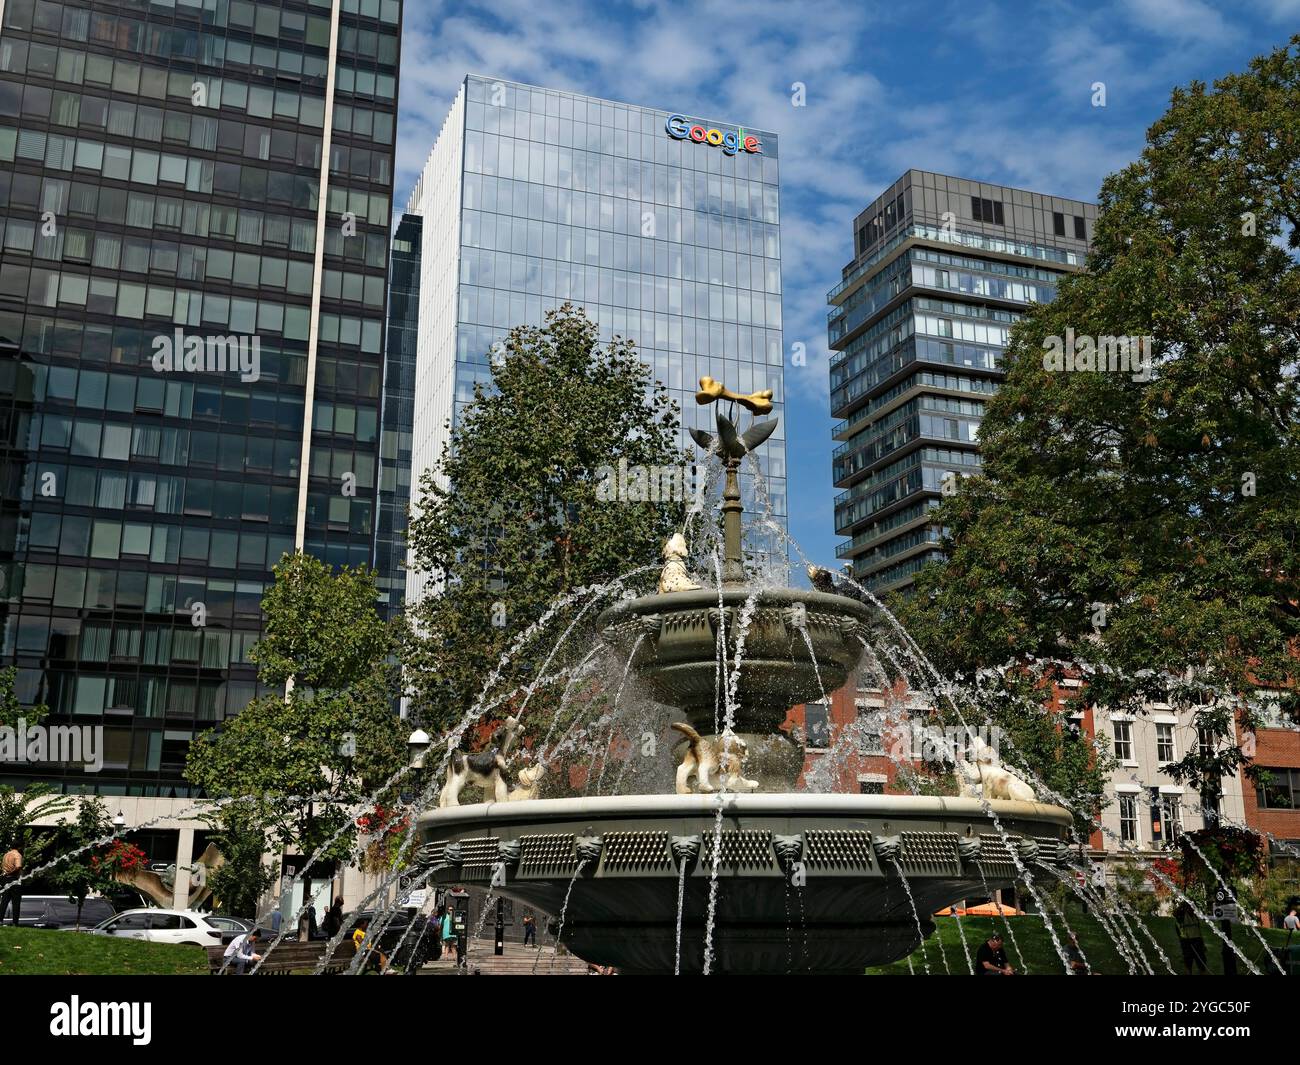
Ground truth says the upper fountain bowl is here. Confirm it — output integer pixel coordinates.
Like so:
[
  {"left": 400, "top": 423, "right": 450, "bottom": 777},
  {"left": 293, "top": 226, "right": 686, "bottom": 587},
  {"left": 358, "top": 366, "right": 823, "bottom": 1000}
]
[{"left": 597, "top": 587, "right": 875, "bottom": 736}]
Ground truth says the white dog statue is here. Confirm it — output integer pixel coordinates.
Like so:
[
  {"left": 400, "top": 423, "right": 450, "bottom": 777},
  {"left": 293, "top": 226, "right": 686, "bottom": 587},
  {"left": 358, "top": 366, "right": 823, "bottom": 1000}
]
[{"left": 658, "top": 532, "right": 701, "bottom": 593}]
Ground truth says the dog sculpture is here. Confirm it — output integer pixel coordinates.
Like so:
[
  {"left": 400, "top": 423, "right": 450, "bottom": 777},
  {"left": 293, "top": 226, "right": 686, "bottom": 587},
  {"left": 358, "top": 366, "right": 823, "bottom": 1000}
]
[
  {"left": 439, "top": 716, "right": 520, "bottom": 807},
  {"left": 671, "top": 722, "right": 759, "bottom": 794},
  {"left": 507, "top": 762, "right": 546, "bottom": 802},
  {"left": 955, "top": 737, "right": 1036, "bottom": 803},
  {"left": 658, "top": 532, "right": 701, "bottom": 593}
]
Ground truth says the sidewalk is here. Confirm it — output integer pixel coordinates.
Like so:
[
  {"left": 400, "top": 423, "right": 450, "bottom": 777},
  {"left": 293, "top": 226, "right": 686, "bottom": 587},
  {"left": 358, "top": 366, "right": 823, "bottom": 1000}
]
[{"left": 422, "top": 943, "right": 593, "bottom": 975}]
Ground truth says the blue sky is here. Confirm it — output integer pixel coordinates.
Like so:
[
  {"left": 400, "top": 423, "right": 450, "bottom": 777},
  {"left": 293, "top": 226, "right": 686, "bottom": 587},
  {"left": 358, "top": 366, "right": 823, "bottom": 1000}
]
[{"left": 392, "top": 0, "right": 1298, "bottom": 568}]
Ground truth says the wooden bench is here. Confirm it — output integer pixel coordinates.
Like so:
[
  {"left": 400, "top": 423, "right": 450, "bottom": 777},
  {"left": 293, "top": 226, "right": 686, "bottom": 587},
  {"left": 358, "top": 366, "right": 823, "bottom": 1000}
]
[{"left": 206, "top": 938, "right": 356, "bottom": 975}]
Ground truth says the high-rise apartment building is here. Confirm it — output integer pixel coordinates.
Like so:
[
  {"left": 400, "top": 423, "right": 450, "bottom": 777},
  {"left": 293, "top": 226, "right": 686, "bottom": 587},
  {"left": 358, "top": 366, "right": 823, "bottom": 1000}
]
[
  {"left": 0, "top": 0, "right": 403, "bottom": 797},
  {"left": 403, "top": 75, "right": 786, "bottom": 602},
  {"left": 828, "top": 170, "right": 1093, "bottom": 594}
]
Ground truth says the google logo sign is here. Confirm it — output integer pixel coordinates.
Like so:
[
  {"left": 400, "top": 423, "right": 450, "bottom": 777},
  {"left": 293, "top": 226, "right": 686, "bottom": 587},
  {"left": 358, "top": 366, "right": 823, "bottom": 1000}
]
[{"left": 665, "top": 114, "right": 761, "bottom": 156}]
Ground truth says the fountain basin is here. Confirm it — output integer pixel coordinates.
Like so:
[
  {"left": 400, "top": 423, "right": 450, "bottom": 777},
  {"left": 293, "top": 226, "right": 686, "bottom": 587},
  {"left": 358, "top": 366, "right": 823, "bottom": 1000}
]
[
  {"left": 597, "top": 589, "right": 875, "bottom": 737},
  {"left": 417, "top": 793, "right": 1073, "bottom": 974}
]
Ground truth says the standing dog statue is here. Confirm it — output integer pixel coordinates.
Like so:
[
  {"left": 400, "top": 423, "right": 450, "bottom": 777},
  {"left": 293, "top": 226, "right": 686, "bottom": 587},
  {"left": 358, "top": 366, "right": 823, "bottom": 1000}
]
[
  {"left": 439, "top": 716, "right": 520, "bottom": 807},
  {"left": 671, "top": 722, "right": 760, "bottom": 794}
]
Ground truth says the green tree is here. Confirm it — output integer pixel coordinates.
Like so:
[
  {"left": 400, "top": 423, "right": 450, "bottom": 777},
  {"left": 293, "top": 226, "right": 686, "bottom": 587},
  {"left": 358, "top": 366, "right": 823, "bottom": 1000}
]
[
  {"left": 0, "top": 784, "right": 73, "bottom": 867},
  {"left": 186, "top": 554, "right": 406, "bottom": 875},
  {"left": 899, "top": 37, "right": 1300, "bottom": 804},
  {"left": 205, "top": 808, "right": 277, "bottom": 919},
  {"left": 0, "top": 665, "right": 47, "bottom": 731},
  {"left": 49, "top": 796, "right": 115, "bottom": 929},
  {"left": 402, "top": 304, "right": 683, "bottom": 740}
]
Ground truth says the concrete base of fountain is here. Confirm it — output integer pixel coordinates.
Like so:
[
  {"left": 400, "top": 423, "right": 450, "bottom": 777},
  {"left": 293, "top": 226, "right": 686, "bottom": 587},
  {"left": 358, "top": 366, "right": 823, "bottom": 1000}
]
[{"left": 418, "top": 793, "right": 1073, "bottom": 974}]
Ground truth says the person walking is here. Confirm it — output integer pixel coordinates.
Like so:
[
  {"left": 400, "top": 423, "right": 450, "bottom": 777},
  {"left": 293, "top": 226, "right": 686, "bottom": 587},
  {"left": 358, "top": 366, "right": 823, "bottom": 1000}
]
[
  {"left": 974, "top": 932, "right": 1014, "bottom": 975},
  {"left": 1175, "top": 900, "right": 1209, "bottom": 974},
  {"left": 223, "top": 929, "right": 262, "bottom": 974},
  {"left": 321, "top": 896, "right": 345, "bottom": 939},
  {"left": 440, "top": 906, "right": 459, "bottom": 967},
  {"left": 522, "top": 911, "right": 537, "bottom": 947},
  {"left": 270, "top": 908, "right": 282, "bottom": 936},
  {"left": 1283, "top": 907, "right": 1299, "bottom": 938},
  {"left": 351, "top": 918, "right": 389, "bottom": 974},
  {"left": 0, "top": 846, "right": 23, "bottom": 926}
]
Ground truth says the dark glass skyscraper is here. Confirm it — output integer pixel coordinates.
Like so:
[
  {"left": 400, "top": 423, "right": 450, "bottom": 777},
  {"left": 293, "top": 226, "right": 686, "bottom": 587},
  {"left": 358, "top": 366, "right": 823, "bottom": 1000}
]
[
  {"left": 0, "top": 0, "right": 402, "bottom": 796},
  {"left": 375, "top": 210, "right": 417, "bottom": 615},
  {"left": 829, "top": 171, "right": 1093, "bottom": 594}
]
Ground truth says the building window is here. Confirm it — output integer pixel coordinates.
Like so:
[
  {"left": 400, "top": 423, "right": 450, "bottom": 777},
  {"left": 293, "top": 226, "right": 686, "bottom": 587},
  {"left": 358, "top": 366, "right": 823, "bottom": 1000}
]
[
  {"left": 1073, "top": 215, "right": 1086, "bottom": 240},
  {"left": 1156, "top": 723, "right": 1176, "bottom": 763},
  {"left": 804, "top": 701, "right": 830, "bottom": 750},
  {"left": 859, "top": 779, "right": 884, "bottom": 795},
  {"left": 1161, "top": 795, "right": 1183, "bottom": 843},
  {"left": 970, "top": 196, "right": 1004, "bottom": 225},
  {"left": 1197, "top": 727, "right": 1216, "bottom": 758},
  {"left": 1119, "top": 793, "right": 1139, "bottom": 843},
  {"left": 1257, "top": 768, "right": 1300, "bottom": 810},
  {"left": 857, "top": 707, "right": 884, "bottom": 754},
  {"left": 1053, "top": 211, "right": 1066, "bottom": 236},
  {"left": 1113, "top": 720, "right": 1134, "bottom": 762}
]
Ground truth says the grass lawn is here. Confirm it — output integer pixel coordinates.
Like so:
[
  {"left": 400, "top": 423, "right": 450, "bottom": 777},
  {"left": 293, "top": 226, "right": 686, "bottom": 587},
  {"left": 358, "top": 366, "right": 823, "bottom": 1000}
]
[
  {"left": 868, "top": 912, "right": 1297, "bottom": 975},
  {"left": 0, "top": 926, "right": 208, "bottom": 975}
]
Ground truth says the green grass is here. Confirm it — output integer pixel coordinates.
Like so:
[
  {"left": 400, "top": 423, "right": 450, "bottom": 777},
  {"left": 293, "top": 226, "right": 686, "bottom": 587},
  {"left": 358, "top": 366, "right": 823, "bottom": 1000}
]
[
  {"left": 868, "top": 912, "right": 1297, "bottom": 975},
  {"left": 0, "top": 926, "right": 208, "bottom": 975}
]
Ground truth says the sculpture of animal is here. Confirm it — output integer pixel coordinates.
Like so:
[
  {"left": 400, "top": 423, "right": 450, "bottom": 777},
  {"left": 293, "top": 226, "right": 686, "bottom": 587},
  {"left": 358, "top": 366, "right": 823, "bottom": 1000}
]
[
  {"left": 806, "top": 564, "right": 837, "bottom": 594},
  {"left": 658, "top": 532, "right": 701, "bottom": 593},
  {"left": 439, "top": 716, "right": 520, "bottom": 807},
  {"left": 508, "top": 762, "right": 546, "bottom": 802},
  {"left": 671, "top": 722, "right": 759, "bottom": 795},
  {"left": 956, "top": 738, "right": 1037, "bottom": 803}
]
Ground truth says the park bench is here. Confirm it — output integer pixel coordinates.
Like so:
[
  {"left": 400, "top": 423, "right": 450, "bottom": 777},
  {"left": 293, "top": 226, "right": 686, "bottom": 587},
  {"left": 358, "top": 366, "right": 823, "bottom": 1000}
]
[{"left": 206, "top": 938, "right": 356, "bottom": 975}]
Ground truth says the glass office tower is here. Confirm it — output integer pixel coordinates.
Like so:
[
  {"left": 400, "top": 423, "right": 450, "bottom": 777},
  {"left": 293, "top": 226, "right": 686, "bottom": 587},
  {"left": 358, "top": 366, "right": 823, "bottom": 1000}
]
[
  {"left": 375, "top": 211, "right": 417, "bottom": 615},
  {"left": 0, "top": 0, "right": 402, "bottom": 795},
  {"left": 828, "top": 170, "right": 1094, "bottom": 594},
  {"left": 404, "top": 75, "right": 786, "bottom": 602}
]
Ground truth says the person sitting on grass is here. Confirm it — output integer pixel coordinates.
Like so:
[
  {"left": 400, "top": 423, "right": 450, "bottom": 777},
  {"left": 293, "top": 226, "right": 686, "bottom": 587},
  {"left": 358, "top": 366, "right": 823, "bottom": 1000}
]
[{"left": 351, "top": 918, "right": 390, "bottom": 974}]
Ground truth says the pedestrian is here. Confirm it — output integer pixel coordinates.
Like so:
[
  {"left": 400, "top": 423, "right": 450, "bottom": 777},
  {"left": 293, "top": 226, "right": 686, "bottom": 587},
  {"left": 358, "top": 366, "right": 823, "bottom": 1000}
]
[
  {"left": 298, "top": 903, "right": 317, "bottom": 942},
  {"left": 429, "top": 906, "right": 445, "bottom": 960},
  {"left": 523, "top": 911, "right": 536, "bottom": 947},
  {"left": 1065, "top": 930, "right": 1090, "bottom": 975},
  {"left": 270, "top": 908, "right": 282, "bottom": 935},
  {"left": 1175, "top": 900, "right": 1209, "bottom": 975},
  {"left": 974, "top": 932, "right": 1014, "bottom": 975},
  {"left": 322, "top": 896, "right": 345, "bottom": 939},
  {"left": 224, "top": 929, "right": 262, "bottom": 975},
  {"left": 1283, "top": 907, "right": 1299, "bottom": 938},
  {"left": 0, "top": 846, "right": 22, "bottom": 926},
  {"left": 440, "top": 906, "right": 461, "bottom": 968}
]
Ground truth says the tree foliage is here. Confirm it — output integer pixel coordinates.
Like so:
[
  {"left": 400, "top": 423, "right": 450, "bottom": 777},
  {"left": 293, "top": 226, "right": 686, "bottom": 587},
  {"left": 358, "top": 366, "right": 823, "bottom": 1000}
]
[
  {"left": 402, "top": 304, "right": 683, "bottom": 741},
  {"left": 899, "top": 37, "right": 1300, "bottom": 803},
  {"left": 186, "top": 554, "right": 406, "bottom": 866}
]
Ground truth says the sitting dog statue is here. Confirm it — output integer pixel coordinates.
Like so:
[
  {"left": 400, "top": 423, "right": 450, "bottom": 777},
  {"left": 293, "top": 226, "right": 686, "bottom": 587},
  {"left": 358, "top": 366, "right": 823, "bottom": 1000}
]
[
  {"left": 671, "top": 722, "right": 759, "bottom": 794},
  {"left": 958, "top": 736, "right": 1037, "bottom": 803},
  {"left": 439, "top": 716, "right": 520, "bottom": 807},
  {"left": 658, "top": 532, "right": 701, "bottom": 594},
  {"left": 507, "top": 762, "right": 546, "bottom": 802}
]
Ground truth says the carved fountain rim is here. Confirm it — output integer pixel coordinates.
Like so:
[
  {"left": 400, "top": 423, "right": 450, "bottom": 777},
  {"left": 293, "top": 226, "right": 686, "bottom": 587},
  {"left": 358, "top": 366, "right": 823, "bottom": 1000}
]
[
  {"left": 597, "top": 587, "right": 878, "bottom": 621},
  {"left": 418, "top": 792, "right": 1073, "bottom": 829}
]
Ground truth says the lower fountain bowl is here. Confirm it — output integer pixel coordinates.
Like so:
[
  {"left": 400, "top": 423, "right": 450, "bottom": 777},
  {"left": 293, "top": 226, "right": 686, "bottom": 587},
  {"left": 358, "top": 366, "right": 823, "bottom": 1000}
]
[{"left": 417, "top": 793, "right": 1073, "bottom": 974}]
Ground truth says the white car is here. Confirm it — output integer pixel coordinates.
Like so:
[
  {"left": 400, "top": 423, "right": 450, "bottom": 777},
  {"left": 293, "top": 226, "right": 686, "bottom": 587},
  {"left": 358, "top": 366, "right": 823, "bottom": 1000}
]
[{"left": 90, "top": 908, "right": 225, "bottom": 947}]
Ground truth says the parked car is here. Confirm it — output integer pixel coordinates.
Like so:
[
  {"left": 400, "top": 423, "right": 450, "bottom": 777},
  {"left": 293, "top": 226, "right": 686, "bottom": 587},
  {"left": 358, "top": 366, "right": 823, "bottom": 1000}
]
[
  {"left": 89, "top": 908, "right": 224, "bottom": 947},
  {"left": 13, "top": 895, "right": 116, "bottom": 931},
  {"left": 204, "top": 915, "right": 275, "bottom": 946},
  {"left": 344, "top": 907, "right": 435, "bottom": 970}
]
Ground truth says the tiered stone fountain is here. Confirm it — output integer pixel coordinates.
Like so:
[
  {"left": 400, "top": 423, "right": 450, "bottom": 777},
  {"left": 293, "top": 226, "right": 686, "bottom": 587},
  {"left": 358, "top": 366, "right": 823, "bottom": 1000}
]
[{"left": 417, "top": 381, "right": 1072, "bottom": 974}]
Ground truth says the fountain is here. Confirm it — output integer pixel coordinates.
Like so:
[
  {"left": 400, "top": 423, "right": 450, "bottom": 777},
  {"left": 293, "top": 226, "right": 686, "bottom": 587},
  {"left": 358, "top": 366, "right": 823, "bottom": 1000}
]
[{"left": 417, "top": 380, "right": 1073, "bottom": 974}]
